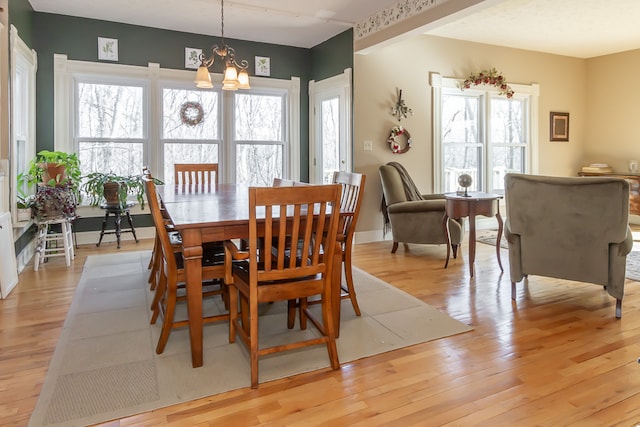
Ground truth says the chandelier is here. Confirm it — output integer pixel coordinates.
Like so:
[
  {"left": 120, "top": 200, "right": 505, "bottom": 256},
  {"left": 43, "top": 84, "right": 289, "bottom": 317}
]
[{"left": 194, "top": 0, "right": 250, "bottom": 90}]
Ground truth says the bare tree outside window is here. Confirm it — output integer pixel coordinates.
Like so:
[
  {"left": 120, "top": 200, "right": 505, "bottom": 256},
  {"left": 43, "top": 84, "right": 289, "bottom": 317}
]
[
  {"left": 235, "top": 93, "right": 285, "bottom": 185},
  {"left": 77, "top": 83, "right": 145, "bottom": 183}
]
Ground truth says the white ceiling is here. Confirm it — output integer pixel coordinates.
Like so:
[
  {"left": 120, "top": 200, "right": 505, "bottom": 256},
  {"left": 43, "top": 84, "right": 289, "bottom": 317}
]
[{"left": 27, "top": 0, "right": 640, "bottom": 58}]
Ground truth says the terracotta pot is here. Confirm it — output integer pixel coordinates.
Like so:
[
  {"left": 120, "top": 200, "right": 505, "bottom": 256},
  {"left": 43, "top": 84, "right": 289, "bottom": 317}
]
[
  {"left": 42, "top": 163, "right": 66, "bottom": 185},
  {"left": 103, "top": 182, "right": 123, "bottom": 207}
]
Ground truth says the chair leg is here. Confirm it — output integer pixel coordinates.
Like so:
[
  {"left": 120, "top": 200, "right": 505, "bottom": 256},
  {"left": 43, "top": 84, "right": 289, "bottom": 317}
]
[
  {"left": 321, "top": 285, "right": 340, "bottom": 370},
  {"left": 616, "top": 299, "right": 622, "bottom": 319},
  {"left": 452, "top": 244, "right": 458, "bottom": 259},
  {"left": 228, "top": 283, "right": 238, "bottom": 343},
  {"left": 150, "top": 270, "right": 167, "bottom": 324},
  {"left": 343, "top": 244, "right": 361, "bottom": 316},
  {"left": 287, "top": 299, "right": 297, "bottom": 329},
  {"left": 391, "top": 241, "right": 399, "bottom": 253},
  {"left": 250, "top": 297, "right": 260, "bottom": 389},
  {"left": 148, "top": 234, "right": 161, "bottom": 290},
  {"left": 156, "top": 276, "right": 177, "bottom": 354},
  {"left": 511, "top": 282, "right": 516, "bottom": 300}
]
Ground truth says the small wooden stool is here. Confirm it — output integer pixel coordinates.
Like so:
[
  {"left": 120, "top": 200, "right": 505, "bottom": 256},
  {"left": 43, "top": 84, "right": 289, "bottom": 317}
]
[
  {"left": 97, "top": 202, "right": 138, "bottom": 249},
  {"left": 34, "top": 217, "right": 75, "bottom": 271}
]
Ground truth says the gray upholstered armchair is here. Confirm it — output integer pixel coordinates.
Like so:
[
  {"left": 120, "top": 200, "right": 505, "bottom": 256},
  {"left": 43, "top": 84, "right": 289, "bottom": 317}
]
[
  {"left": 379, "top": 162, "right": 463, "bottom": 254},
  {"left": 504, "top": 173, "right": 633, "bottom": 318}
]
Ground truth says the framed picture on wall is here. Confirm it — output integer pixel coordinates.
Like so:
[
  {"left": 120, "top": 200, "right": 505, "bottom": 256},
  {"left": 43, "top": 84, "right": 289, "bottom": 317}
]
[
  {"left": 550, "top": 111, "right": 569, "bottom": 142},
  {"left": 255, "top": 56, "right": 270, "bottom": 76},
  {"left": 98, "top": 37, "right": 118, "bottom": 61},
  {"left": 185, "top": 48, "right": 202, "bottom": 69}
]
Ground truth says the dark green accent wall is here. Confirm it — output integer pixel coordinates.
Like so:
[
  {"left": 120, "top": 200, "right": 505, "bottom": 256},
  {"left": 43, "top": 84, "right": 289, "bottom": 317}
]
[
  {"left": 8, "top": 9, "right": 353, "bottom": 242},
  {"left": 31, "top": 12, "right": 315, "bottom": 178},
  {"left": 311, "top": 29, "right": 354, "bottom": 82},
  {"left": 8, "top": 0, "right": 34, "bottom": 47}
]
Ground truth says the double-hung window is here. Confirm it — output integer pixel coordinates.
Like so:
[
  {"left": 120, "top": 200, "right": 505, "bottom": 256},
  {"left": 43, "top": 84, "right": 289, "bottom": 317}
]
[
  {"left": 76, "top": 79, "right": 147, "bottom": 178},
  {"left": 161, "top": 85, "right": 220, "bottom": 187},
  {"left": 232, "top": 90, "right": 287, "bottom": 186},
  {"left": 431, "top": 73, "right": 539, "bottom": 194}
]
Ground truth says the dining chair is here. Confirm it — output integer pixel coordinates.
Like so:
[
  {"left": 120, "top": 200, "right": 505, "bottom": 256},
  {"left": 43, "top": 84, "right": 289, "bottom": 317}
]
[
  {"left": 224, "top": 184, "right": 343, "bottom": 388},
  {"left": 332, "top": 171, "right": 366, "bottom": 316},
  {"left": 144, "top": 176, "right": 229, "bottom": 354},
  {"left": 287, "top": 172, "right": 366, "bottom": 328},
  {"left": 144, "top": 167, "right": 180, "bottom": 292},
  {"left": 174, "top": 163, "right": 218, "bottom": 191}
]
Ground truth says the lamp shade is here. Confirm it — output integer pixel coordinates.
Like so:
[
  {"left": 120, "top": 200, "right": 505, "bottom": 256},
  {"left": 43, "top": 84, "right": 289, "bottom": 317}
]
[
  {"left": 237, "top": 69, "right": 251, "bottom": 89},
  {"left": 222, "top": 65, "right": 239, "bottom": 90},
  {"left": 195, "top": 66, "right": 213, "bottom": 89}
]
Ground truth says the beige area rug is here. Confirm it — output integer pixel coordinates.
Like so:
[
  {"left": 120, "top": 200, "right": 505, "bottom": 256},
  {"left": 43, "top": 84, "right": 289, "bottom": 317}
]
[
  {"left": 29, "top": 251, "right": 472, "bottom": 427},
  {"left": 476, "top": 229, "right": 640, "bottom": 281}
]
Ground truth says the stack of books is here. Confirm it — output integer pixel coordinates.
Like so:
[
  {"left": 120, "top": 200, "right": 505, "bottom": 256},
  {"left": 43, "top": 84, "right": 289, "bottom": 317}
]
[{"left": 581, "top": 163, "right": 613, "bottom": 173}]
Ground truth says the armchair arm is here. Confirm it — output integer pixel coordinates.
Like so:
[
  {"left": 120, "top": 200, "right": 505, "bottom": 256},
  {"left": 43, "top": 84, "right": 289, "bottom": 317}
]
[
  {"left": 387, "top": 199, "right": 445, "bottom": 214},
  {"left": 421, "top": 193, "right": 446, "bottom": 200}
]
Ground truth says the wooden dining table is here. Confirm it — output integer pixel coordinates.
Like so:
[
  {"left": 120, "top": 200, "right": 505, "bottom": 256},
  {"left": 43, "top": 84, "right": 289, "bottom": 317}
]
[{"left": 158, "top": 184, "right": 343, "bottom": 368}]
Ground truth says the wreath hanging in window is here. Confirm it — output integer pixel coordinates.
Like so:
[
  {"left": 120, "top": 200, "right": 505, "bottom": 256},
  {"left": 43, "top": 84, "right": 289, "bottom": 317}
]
[
  {"left": 387, "top": 125, "right": 412, "bottom": 154},
  {"left": 180, "top": 101, "right": 204, "bottom": 126}
]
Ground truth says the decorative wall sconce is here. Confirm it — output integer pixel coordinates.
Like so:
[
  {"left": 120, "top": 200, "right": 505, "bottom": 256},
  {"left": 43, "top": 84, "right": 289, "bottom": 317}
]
[{"left": 390, "top": 89, "right": 413, "bottom": 121}]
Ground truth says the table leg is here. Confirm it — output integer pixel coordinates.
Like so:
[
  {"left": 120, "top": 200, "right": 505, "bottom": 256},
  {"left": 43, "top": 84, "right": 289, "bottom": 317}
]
[
  {"left": 495, "top": 205, "right": 504, "bottom": 272},
  {"left": 443, "top": 213, "right": 451, "bottom": 268},
  {"left": 468, "top": 205, "right": 477, "bottom": 278},
  {"left": 181, "top": 229, "right": 204, "bottom": 368}
]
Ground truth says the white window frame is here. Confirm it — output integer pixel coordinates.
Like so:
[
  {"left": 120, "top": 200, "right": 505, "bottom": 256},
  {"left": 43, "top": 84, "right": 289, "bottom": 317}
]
[
  {"left": 430, "top": 72, "right": 539, "bottom": 193},
  {"left": 53, "top": 55, "right": 300, "bottom": 185},
  {"left": 10, "top": 25, "right": 38, "bottom": 224},
  {"left": 228, "top": 85, "right": 290, "bottom": 184}
]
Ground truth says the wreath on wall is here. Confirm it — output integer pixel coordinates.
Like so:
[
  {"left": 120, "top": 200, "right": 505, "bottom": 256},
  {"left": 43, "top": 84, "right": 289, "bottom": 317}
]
[
  {"left": 387, "top": 125, "right": 412, "bottom": 154},
  {"left": 461, "top": 68, "right": 515, "bottom": 98},
  {"left": 180, "top": 101, "right": 204, "bottom": 126}
]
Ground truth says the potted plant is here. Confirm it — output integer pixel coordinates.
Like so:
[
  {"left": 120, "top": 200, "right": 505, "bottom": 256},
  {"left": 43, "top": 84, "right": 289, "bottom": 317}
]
[
  {"left": 17, "top": 151, "right": 82, "bottom": 220},
  {"left": 18, "top": 150, "right": 82, "bottom": 202},
  {"left": 82, "top": 172, "right": 162, "bottom": 210},
  {"left": 32, "top": 183, "right": 78, "bottom": 220}
]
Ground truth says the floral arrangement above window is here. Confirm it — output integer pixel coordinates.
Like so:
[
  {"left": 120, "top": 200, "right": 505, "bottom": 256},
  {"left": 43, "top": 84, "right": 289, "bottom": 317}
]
[{"left": 461, "top": 68, "right": 515, "bottom": 98}]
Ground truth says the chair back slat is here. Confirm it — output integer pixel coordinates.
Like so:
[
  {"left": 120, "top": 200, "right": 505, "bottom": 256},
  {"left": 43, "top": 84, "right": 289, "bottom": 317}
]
[{"left": 174, "top": 163, "right": 218, "bottom": 191}]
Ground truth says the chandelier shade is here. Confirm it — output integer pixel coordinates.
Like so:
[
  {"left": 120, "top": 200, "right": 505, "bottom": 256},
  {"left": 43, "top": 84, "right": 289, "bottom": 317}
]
[{"left": 194, "top": 0, "right": 251, "bottom": 91}]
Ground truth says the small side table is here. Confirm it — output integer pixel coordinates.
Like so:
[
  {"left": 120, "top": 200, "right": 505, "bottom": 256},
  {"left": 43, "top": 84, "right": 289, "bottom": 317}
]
[
  {"left": 443, "top": 192, "right": 504, "bottom": 277},
  {"left": 97, "top": 202, "right": 138, "bottom": 249}
]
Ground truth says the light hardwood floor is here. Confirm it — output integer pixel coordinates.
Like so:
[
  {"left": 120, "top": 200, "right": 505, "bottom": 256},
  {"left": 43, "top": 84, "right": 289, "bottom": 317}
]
[{"left": 2, "top": 237, "right": 640, "bottom": 426}]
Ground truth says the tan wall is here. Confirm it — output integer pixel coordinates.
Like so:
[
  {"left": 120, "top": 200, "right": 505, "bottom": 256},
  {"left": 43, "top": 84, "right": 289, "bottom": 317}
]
[
  {"left": 354, "top": 35, "right": 588, "bottom": 237},
  {"left": 585, "top": 49, "right": 640, "bottom": 172}
]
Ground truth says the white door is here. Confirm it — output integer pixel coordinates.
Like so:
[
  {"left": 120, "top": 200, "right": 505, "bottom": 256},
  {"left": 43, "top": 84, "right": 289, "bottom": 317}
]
[{"left": 309, "top": 69, "right": 352, "bottom": 184}]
